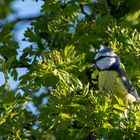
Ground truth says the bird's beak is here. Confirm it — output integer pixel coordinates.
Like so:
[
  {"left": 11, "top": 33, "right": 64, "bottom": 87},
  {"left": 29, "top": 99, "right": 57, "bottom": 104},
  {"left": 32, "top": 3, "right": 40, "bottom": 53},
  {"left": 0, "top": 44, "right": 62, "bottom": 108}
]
[{"left": 92, "top": 59, "right": 96, "bottom": 64}]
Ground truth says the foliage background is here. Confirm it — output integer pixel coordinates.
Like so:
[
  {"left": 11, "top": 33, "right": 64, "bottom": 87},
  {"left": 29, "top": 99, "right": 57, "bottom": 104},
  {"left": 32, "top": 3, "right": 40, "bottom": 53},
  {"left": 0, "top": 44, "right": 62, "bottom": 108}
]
[{"left": 0, "top": 0, "right": 140, "bottom": 139}]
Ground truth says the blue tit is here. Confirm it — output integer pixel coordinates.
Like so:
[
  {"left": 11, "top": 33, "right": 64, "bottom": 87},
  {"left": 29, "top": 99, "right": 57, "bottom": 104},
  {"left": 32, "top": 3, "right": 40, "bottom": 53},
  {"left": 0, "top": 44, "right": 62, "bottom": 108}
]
[{"left": 92, "top": 46, "right": 139, "bottom": 103}]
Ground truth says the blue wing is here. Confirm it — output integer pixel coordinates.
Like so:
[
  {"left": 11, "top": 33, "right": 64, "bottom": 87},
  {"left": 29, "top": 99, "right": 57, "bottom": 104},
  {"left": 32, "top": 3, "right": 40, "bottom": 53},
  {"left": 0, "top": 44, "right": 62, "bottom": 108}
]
[{"left": 118, "top": 68, "right": 140, "bottom": 100}]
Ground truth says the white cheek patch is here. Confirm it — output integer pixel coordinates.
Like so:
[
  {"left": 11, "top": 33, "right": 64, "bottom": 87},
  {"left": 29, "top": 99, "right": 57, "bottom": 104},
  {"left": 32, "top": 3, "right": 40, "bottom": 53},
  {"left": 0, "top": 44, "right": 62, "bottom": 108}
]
[{"left": 96, "top": 57, "right": 116, "bottom": 70}]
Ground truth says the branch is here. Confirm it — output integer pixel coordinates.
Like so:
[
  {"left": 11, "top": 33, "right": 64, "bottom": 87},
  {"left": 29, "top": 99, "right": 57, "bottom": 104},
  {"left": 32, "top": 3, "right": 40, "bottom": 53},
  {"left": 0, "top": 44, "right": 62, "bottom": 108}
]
[
  {"left": 15, "top": 14, "right": 43, "bottom": 22},
  {"left": 79, "top": 4, "right": 90, "bottom": 18},
  {"left": 12, "top": 62, "right": 31, "bottom": 69}
]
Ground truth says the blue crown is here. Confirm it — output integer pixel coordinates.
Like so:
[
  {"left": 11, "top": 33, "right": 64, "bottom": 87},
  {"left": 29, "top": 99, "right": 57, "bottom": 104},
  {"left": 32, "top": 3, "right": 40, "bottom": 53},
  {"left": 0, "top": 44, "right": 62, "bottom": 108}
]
[{"left": 99, "top": 48, "right": 113, "bottom": 54}]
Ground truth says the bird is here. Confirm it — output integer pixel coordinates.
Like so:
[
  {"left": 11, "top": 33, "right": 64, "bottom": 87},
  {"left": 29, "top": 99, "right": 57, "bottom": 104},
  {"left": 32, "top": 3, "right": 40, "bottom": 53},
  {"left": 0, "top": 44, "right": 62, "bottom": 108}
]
[{"left": 92, "top": 46, "right": 140, "bottom": 103}]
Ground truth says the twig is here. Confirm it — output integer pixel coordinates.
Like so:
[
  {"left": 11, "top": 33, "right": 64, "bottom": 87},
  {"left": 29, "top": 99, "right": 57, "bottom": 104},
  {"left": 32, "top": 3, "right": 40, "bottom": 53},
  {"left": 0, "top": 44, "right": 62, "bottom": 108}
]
[
  {"left": 79, "top": 4, "right": 90, "bottom": 17},
  {"left": 16, "top": 15, "right": 43, "bottom": 22}
]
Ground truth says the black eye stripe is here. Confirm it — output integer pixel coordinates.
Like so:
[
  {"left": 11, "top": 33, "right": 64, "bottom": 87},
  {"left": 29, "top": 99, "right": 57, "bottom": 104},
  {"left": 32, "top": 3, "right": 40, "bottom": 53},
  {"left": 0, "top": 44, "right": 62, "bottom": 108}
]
[{"left": 95, "top": 56, "right": 114, "bottom": 61}]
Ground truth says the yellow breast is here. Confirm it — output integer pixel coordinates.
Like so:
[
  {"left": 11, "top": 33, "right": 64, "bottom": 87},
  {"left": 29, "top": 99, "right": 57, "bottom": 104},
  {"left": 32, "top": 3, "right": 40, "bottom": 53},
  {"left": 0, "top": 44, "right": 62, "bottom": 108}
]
[{"left": 98, "top": 71, "right": 136, "bottom": 103}]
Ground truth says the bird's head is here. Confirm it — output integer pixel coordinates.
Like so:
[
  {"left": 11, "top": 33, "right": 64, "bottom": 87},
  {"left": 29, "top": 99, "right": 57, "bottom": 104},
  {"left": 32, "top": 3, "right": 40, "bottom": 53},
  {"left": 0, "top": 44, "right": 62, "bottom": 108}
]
[{"left": 92, "top": 46, "right": 121, "bottom": 71}]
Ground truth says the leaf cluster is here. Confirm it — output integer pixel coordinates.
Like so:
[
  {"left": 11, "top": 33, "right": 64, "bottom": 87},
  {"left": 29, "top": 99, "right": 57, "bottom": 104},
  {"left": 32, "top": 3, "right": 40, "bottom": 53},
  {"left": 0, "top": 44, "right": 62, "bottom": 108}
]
[{"left": 0, "top": 0, "right": 140, "bottom": 139}]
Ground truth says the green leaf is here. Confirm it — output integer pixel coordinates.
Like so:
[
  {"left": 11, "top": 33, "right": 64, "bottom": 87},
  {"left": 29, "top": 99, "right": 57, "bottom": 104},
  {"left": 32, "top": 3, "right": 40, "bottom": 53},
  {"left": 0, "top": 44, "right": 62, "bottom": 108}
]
[
  {"left": 82, "top": 83, "right": 89, "bottom": 97},
  {"left": 59, "top": 113, "right": 71, "bottom": 120},
  {"left": 112, "top": 104, "right": 125, "bottom": 111}
]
